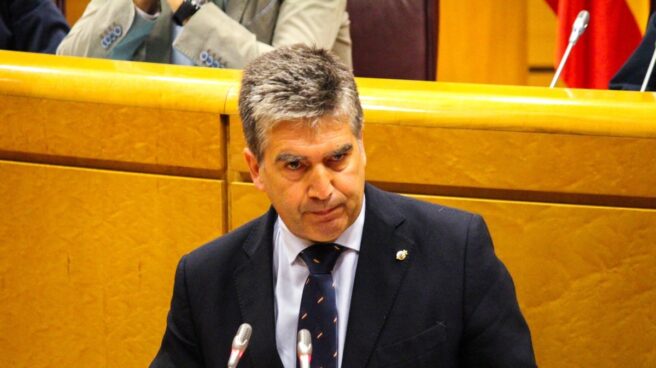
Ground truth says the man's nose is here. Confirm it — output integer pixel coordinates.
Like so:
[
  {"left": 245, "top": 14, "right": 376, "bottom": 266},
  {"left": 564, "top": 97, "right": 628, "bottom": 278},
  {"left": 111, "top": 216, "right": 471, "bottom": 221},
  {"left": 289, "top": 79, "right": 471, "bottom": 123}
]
[{"left": 307, "top": 165, "right": 333, "bottom": 200}]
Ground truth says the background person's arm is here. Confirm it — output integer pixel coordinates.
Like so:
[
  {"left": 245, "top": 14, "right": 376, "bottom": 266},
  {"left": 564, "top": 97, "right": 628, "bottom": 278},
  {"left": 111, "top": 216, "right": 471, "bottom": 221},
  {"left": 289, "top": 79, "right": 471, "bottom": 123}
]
[
  {"left": 173, "top": 0, "right": 348, "bottom": 68},
  {"left": 56, "top": 0, "right": 157, "bottom": 60}
]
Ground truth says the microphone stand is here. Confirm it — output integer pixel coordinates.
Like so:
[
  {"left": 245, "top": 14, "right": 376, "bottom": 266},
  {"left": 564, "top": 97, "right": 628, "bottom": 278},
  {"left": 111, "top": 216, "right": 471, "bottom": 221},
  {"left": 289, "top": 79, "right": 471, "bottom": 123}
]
[
  {"left": 640, "top": 41, "right": 656, "bottom": 92},
  {"left": 551, "top": 10, "right": 590, "bottom": 88},
  {"left": 551, "top": 42, "right": 575, "bottom": 88}
]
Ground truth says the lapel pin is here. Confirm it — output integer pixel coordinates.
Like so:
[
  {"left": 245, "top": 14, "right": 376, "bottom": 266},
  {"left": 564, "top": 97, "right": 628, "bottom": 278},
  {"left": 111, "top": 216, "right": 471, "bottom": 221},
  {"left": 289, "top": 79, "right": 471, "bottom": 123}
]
[{"left": 395, "top": 249, "right": 408, "bottom": 261}]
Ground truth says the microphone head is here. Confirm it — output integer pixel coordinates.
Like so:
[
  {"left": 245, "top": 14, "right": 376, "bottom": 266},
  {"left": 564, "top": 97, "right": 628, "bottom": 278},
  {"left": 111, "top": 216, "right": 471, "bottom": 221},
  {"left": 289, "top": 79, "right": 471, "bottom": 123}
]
[
  {"left": 231, "top": 323, "right": 252, "bottom": 351},
  {"left": 297, "top": 329, "right": 313, "bottom": 357},
  {"left": 569, "top": 10, "right": 590, "bottom": 43}
]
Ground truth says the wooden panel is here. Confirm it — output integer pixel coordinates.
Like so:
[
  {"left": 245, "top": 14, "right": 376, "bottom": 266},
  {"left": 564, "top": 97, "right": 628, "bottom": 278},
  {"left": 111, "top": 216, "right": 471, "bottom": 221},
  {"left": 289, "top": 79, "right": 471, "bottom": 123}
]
[
  {"left": 528, "top": 0, "right": 557, "bottom": 68},
  {"left": 228, "top": 116, "right": 656, "bottom": 202},
  {"left": 0, "top": 95, "right": 224, "bottom": 177},
  {"left": 362, "top": 123, "right": 656, "bottom": 201},
  {"left": 0, "top": 160, "right": 225, "bottom": 367},
  {"left": 229, "top": 182, "right": 270, "bottom": 230},
  {"left": 354, "top": 78, "right": 656, "bottom": 138},
  {"left": 0, "top": 51, "right": 240, "bottom": 113},
  {"left": 438, "top": 0, "right": 527, "bottom": 85},
  {"left": 228, "top": 116, "right": 247, "bottom": 176},
  {"left": 0, "top": 51, "right": 239, "bottom": 177},
  {"left": 527, "top": 71, "right": 557, "bottom": 87},
  {"left": 228, "top": 181, "right": 656, "bottom": 367}
]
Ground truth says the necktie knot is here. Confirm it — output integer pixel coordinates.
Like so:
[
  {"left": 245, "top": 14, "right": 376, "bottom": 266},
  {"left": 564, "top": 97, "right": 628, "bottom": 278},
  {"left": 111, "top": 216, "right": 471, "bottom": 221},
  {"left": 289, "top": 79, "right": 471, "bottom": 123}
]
[{"left": 300, "top": 243, "right": 343, "bottom": 274}]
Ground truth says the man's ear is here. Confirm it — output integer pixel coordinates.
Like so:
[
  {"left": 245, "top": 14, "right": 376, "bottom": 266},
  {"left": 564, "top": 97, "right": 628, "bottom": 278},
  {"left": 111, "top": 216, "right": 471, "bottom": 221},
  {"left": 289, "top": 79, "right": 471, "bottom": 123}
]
[{"left": 244, "top": 148, "right": 265, "bottom": 191}]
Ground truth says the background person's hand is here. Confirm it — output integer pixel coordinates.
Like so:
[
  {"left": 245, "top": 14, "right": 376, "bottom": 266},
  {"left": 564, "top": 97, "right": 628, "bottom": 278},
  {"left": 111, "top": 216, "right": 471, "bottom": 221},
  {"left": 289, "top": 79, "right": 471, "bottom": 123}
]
[{"left": 133, "top": 0, "right": 160, "bottom": 15}]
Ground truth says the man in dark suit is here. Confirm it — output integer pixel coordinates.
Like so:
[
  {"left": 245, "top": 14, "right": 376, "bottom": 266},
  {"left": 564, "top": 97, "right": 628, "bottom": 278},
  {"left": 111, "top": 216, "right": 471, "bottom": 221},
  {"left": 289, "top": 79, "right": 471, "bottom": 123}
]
[
  {"left": 610, "top": 12, "right": 656, "bottom": 91},
  {"left": 151, "top": 45, "right": 536, "bottom": 368},
  {"left": 0, "top": 0, "right": 69, "bottom": 53}
]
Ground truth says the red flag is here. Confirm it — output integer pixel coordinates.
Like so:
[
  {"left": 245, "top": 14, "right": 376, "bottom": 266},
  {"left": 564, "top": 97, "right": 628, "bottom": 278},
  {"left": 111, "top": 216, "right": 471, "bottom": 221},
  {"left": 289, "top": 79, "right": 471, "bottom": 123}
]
[{"left": 548, "top": 0, "right": 642, "bottom": 89}]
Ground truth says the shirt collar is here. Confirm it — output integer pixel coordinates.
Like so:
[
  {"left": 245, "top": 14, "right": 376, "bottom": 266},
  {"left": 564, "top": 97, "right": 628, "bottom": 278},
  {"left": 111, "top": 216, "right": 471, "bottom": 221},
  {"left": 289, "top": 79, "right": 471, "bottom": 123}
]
[{"left": 277, "top": 196, "right": 366, "bottom": 266}]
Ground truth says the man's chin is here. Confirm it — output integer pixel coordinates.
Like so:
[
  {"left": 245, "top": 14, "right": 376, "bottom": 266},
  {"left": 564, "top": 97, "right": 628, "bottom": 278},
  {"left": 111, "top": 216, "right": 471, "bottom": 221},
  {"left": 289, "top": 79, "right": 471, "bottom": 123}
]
[{"left": 304, "top": 222, "right": 347, "bottom": 243}]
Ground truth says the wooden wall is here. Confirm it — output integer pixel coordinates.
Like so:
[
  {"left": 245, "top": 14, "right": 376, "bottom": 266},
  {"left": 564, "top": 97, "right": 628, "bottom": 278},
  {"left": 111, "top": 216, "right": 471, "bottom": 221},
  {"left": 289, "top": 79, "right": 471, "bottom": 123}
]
[
  {"left": 0, "top": 52, "right": 230, "bottom": 367},
  {"left": 438, "top": 0, "right": 528, "bottom": 85}
]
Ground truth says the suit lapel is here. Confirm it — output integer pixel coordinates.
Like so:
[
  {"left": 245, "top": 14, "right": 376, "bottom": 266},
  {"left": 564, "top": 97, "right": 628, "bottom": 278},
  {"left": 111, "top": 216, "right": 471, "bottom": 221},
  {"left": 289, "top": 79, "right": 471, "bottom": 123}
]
[
  {"left": 342, "top": 185, "right": 416, "bottom": 368},
  {"left": 233, "top": 208, "right": 284, "bottom": 368}
]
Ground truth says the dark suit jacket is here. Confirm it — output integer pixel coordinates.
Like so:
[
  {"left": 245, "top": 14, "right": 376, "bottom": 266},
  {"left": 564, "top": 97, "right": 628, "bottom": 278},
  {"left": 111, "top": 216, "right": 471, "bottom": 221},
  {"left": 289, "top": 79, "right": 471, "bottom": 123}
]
[
  {"left": 610, "top": 13, "right": 656, "bottom": 91},
  {"left": 0, "top": 0, "right": 69, "bottom": 53},
  {"left": 151, "top": 184, "right": 536, "bottom": 367}
]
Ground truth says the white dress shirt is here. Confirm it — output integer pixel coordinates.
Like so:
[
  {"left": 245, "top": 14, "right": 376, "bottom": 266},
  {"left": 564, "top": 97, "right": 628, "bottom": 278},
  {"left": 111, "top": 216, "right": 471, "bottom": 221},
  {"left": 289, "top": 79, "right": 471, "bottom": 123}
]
[{"left": 273, "top": 197, "right": 365, "bottom": 368}]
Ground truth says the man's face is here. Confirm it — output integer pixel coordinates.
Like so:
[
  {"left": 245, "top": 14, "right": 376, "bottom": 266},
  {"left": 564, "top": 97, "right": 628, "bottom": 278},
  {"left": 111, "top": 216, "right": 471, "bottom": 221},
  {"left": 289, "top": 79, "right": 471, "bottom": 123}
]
[{"left": 244, "top": 117, "right": 366, "bottom": 243}]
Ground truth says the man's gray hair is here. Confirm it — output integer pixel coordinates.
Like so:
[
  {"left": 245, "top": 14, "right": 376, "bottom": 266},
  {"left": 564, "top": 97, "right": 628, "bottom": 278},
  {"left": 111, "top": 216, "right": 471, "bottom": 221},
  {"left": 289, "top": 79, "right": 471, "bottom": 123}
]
[{"left": 239, "top": 44, "right": 363, "bottom": 161}]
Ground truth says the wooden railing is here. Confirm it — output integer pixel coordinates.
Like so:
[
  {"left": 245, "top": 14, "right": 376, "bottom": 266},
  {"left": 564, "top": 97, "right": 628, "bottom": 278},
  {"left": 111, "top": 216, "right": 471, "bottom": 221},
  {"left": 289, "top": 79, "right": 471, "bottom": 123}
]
[{"left": 1, "top": 50, "right": 655, "bottom": 367}]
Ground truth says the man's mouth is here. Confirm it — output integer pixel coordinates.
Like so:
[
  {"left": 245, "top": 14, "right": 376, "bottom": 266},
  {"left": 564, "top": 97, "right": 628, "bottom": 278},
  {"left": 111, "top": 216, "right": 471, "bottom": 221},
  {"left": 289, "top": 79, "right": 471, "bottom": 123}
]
[{"left": 306, "top": 205, "right": 342, "bottom": 219}]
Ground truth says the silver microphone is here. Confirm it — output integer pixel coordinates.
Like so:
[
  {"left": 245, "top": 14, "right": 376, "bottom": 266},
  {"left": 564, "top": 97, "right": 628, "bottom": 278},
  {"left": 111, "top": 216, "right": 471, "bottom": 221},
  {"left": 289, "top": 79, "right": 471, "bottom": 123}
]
[
  {"left": 297, "top": 329, "right": 313, "bottom": 368},
  {"left": 569, "top": 10, "right": 590, "bottom": 44},
  {"left": 550, "top": 10, "right": 591, "bottom": 88},
  {"left": 640, "top": 41, "right": 656, "bottom": 92},
  {"left": 226, "top": 323, "right": 252, "bottom": 368}
]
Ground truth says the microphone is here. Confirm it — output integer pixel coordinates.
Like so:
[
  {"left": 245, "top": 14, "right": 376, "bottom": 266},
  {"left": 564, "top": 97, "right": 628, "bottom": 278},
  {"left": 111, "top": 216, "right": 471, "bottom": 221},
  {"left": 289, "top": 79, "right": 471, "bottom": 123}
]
[
  {"left": 297, "top": 329, "right": 313, "bottom": 368},
  {"left": 550, "top": 10, "right": 590, "bottom": 88},
  {"left": 226, "top": 323, "right": 252, "bottom": 368},
  {"left": 640, "top": 41, "right": 656, "bottom": 92}
]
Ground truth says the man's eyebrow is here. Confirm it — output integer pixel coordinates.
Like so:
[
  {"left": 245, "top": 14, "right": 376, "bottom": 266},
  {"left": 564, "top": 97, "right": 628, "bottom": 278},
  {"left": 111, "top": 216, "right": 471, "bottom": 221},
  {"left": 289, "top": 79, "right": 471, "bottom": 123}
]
[
  {"left": 274, "top": 144, "right": 353, "bottom": 163},
  {"left": 327, "top": 143, "right": 353, "bottom": 158},
  {"left": 275, "top": 153, "right": 306, "bottom": 163}
]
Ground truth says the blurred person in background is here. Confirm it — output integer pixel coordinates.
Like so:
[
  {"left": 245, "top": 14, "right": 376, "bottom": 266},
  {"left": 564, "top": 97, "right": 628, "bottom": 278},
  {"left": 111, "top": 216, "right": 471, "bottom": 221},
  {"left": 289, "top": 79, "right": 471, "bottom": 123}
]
[
  {"left": 1, "top": 0, "right": 69, "bottom": 53},
  {"left": 57, "top": 0, "right": 351, "bottom": 69},
  {"left": 610, "top": 12, "right": 656, "bottom": 91}
]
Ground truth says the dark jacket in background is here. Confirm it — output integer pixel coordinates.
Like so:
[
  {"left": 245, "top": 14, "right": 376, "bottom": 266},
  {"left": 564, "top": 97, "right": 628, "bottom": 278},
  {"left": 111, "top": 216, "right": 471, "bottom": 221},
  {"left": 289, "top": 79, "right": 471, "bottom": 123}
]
[
  {"left": 0, "top": 0, "right": 69, "bottom": 53},
  {"left": 610, "top": 13, "right": 656, "bottom": 91}
]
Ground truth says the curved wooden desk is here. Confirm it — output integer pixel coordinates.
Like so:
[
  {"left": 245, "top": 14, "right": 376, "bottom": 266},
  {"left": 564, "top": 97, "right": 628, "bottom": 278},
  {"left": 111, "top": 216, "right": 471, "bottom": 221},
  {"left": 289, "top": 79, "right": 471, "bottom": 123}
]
[{"left": 1, "top": 51, "right": 655, "bottom": 367}]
